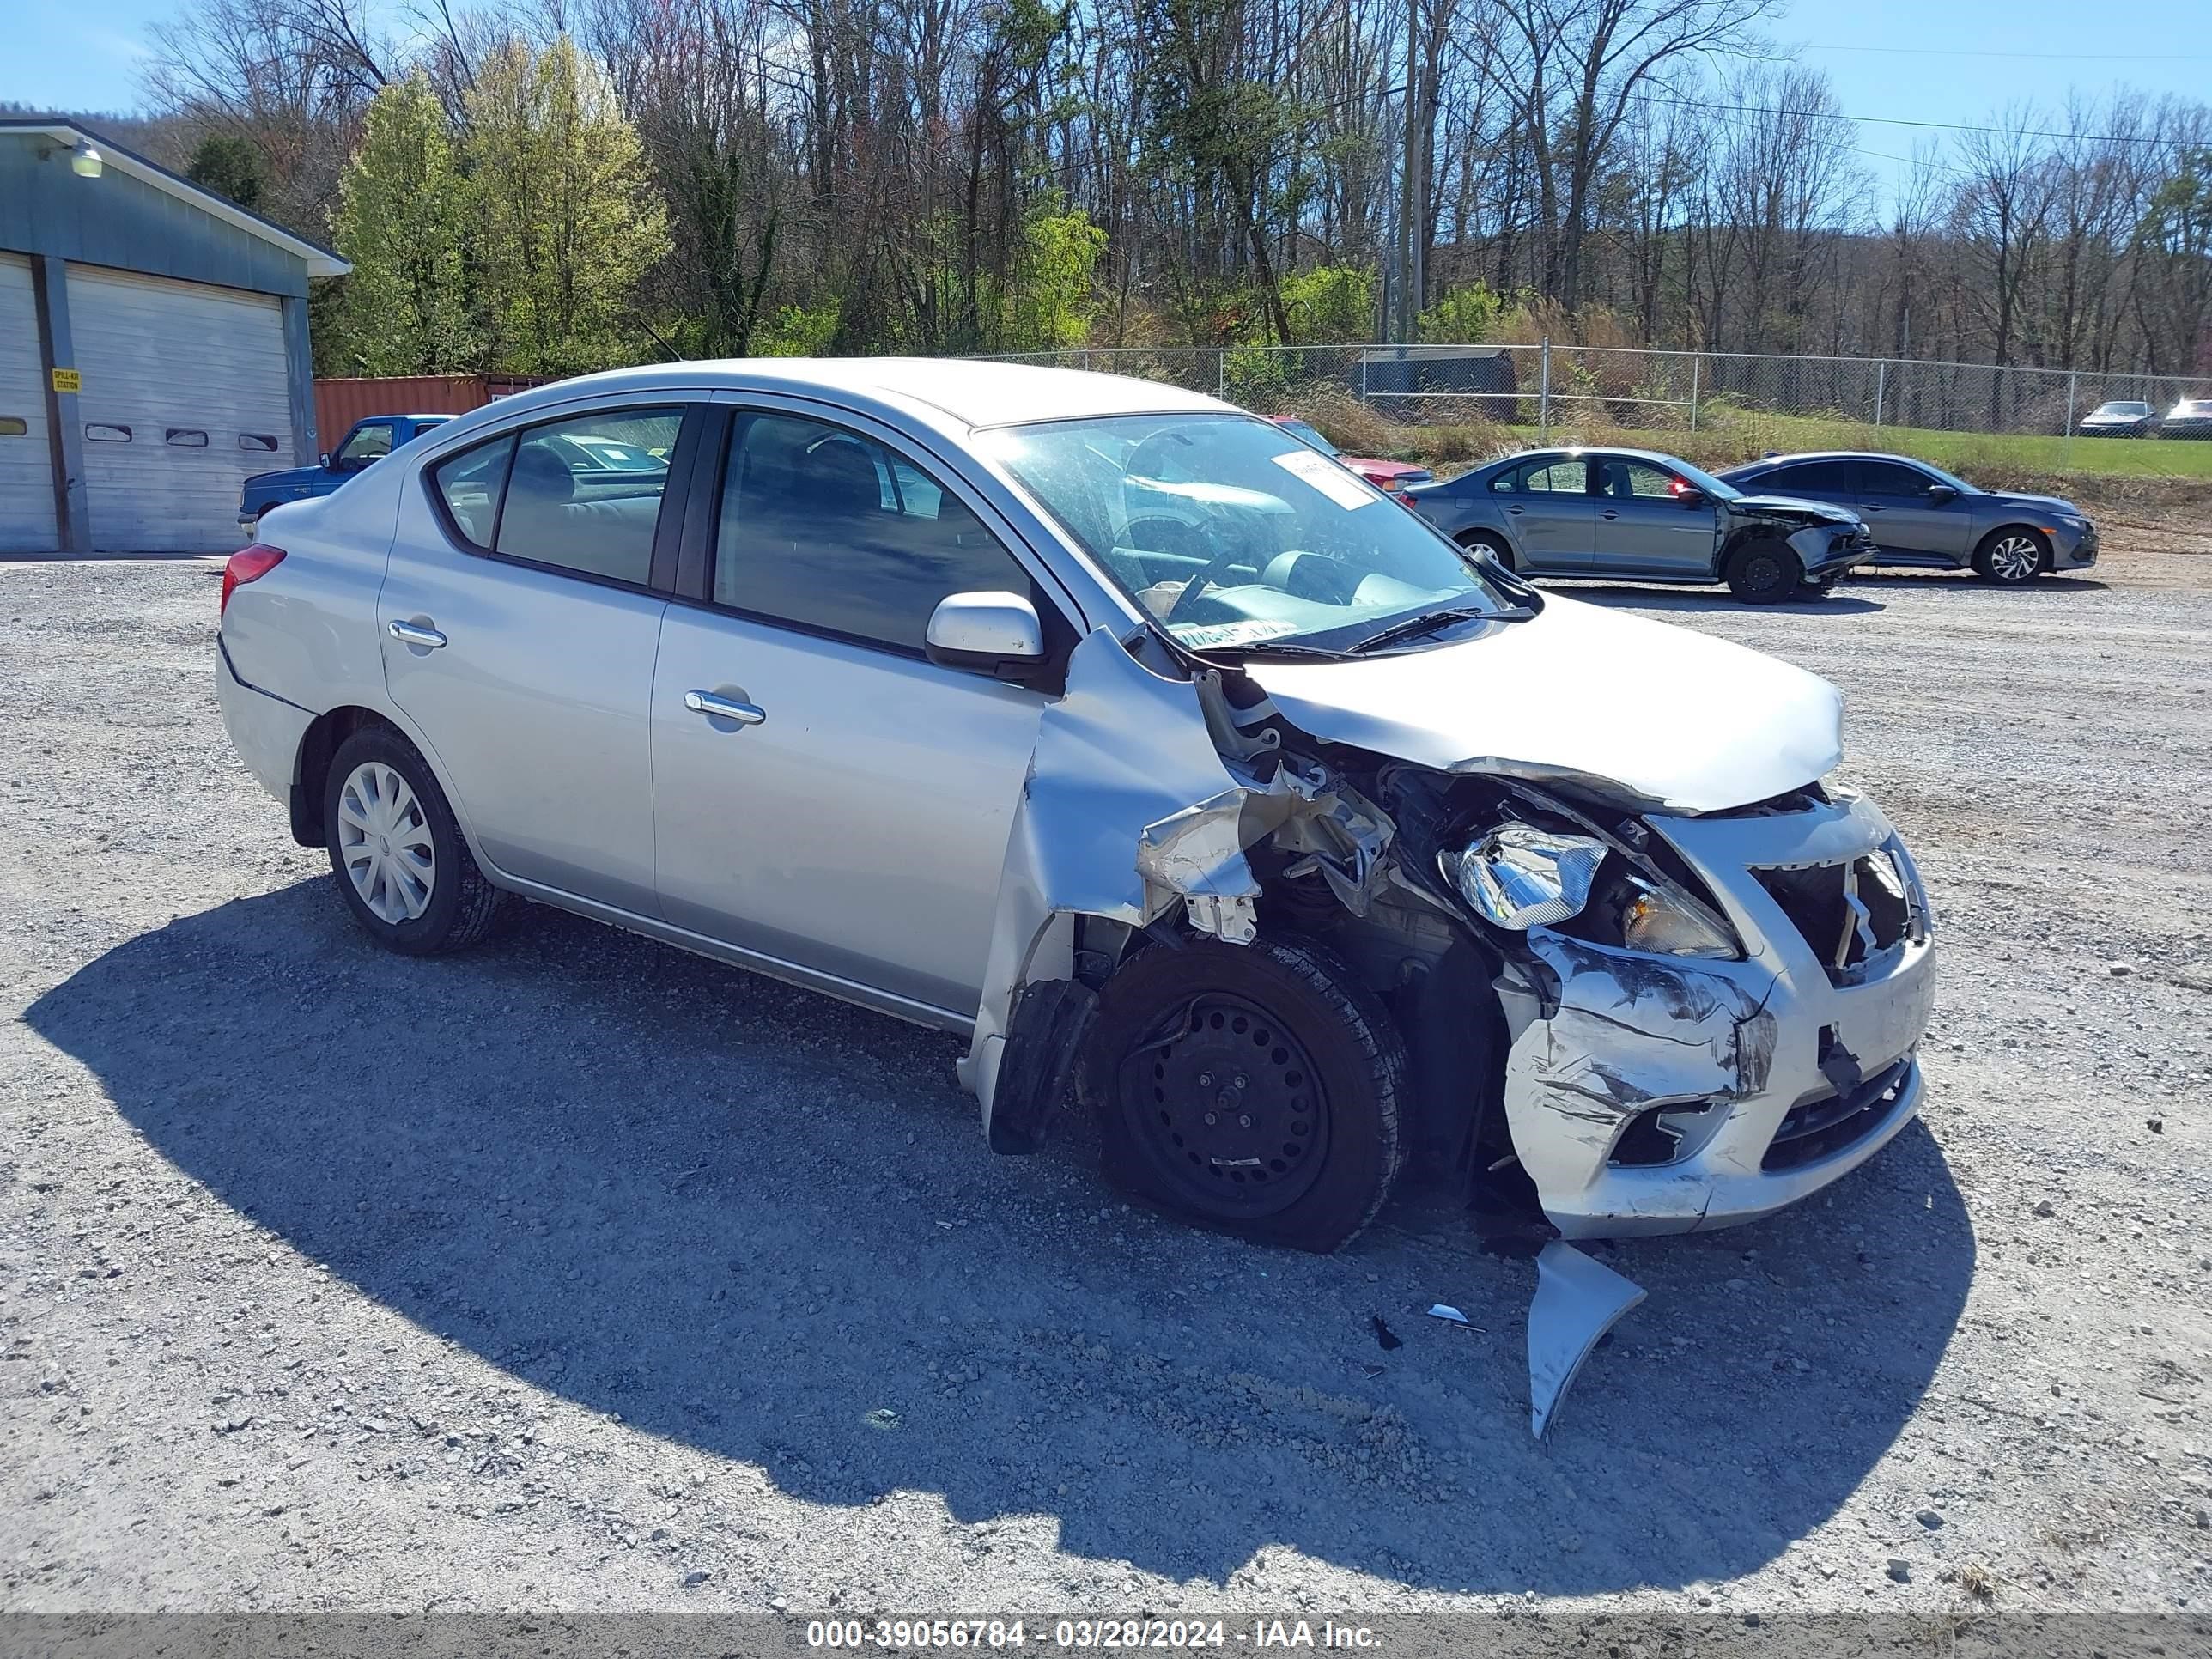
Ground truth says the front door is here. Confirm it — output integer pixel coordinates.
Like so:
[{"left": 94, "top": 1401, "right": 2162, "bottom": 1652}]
[
  {"left": 650, "top": 406, "right": 1055, "bottom": 1018},
  {"left": 1857, "top": 459, "right": 1972, "bottom": 560},
  {"left": 1589, "top": 455, "right": 1717, "bottom": 577},
  {"left": 1498, "top": 454, "right": 1594, "bottom": 573},
  {"left": 380, "top": 403, "right": 691, "bottom": 915}
]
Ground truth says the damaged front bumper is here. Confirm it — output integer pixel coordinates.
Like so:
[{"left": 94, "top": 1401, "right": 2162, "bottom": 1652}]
[{"left": 1495, "top": 788, "right": 1936, "bottom": 1238}]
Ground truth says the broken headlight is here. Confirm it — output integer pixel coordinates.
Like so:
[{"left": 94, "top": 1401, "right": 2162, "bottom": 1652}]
[
  {"left": 1443, "top": 826, "right": 1605, "bottom": 930},
  {"left": 1616, "top": 878, "right": 1740, "bottom": 958}
]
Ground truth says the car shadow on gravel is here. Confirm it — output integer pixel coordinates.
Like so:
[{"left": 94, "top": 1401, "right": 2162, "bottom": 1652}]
[
  {"left": 25, "top": 884, "right": 1975, "bottom": 1597},
  {"left": 1553, "top": 585, "right": 1889, "bottom": 616}
]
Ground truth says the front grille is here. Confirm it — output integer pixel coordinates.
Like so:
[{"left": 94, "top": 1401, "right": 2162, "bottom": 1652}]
[
  {"left": 1752, "top": 848, "right": 1913, "bottom": 983},
  {"left": 1763, "top": 1059, "right": 1911, "bottom": 1171}
]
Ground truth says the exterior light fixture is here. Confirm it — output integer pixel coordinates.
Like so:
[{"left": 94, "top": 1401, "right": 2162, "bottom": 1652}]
[{"left": 71, "top": 143, "right": 103, "bottom": 179}]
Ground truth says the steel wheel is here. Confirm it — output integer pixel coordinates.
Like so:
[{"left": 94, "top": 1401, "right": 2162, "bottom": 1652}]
[
  {"left": 1119, "top": 992, "right": 1333, "bottom": 1221},
  {"left": 336, "top": 761, "right": 435, "bottom": 925},
  {"left": 1980, "top": 532, "right": 2045, "bottom": 583}
]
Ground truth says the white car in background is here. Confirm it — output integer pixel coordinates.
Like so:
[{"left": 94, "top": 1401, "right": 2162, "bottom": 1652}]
[{"left": 216, "top": 359, "right": 1936, "bottom": 1255}]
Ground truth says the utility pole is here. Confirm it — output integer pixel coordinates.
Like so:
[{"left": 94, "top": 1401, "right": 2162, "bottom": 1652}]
[{"left": 1397, "top": 0, "right": 1422, "bottom": 341}]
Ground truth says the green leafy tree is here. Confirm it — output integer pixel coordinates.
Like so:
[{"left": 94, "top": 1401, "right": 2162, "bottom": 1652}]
[
  {"left": 185, "top": 132, "right": 265, "bottom": 210},
  {"left": 326, "top": 76, "right": 474, "bottom": 376},
  {"left": 1279, "top": 265, "right": 1376, "bottom": 343},
  {"left": 992, "top": 207, "right": 1106, "bottom": 349},
  {"left": 1419, "top": 281, "right": 1504, "bottom": 343},
  {"left": 465, "top": 38, "right": 671, "bottom": 376}
]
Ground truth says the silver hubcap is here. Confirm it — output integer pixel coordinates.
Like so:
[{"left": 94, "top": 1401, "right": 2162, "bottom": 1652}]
[
  {"left": 337, "top": 762, "right": 435, "bottom": 925},
  {"left": 1989, "top": 536, "right": 2041, "bottom": 580}
]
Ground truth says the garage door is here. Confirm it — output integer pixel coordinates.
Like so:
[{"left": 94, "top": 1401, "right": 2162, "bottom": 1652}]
[
  {"left": 0, "top": 253, "right": 58, "bottom": 553},
  {"left": 67, "top": 264, "right": 292, "bottom": 553}
]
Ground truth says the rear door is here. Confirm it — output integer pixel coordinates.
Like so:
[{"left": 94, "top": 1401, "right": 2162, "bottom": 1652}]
[
  {"left": 649, "top": 400, "right": 1060, "bottom": 1019},
  {"left": 380, "top": 401, "right": 696, "bottom": 915},
  {"left": 1588, "top": 454, "right": 1717, "bottom": 577},
  {"left": 1856, "top": 459, "right": 1971, "bottom": 559},
  {"left": 1495, "top": 454, "right": 1593, "bottom": 573}
]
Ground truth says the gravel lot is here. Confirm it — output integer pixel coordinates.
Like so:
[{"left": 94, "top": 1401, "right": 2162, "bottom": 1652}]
[{"left": 3, "top": 520, "right": 2209, "bottom": 1620}]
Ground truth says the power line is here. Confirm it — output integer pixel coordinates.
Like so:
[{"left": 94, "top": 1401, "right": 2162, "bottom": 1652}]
[
  {"left": 1799, "top": 43, "right": 2212, "bottom": 64},
  {"left": 1632, "top": 91, "right": 2181, "bottom": 149}
]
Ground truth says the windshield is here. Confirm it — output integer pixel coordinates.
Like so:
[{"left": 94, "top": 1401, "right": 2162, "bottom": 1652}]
[
  {"left": 1664, "top": 456, "right": 1742, "bottom": 503},
  {"left": 978, "top": 413, "right": 1517, "bottom": 654},
  {"left": 1914, "top": 459, "right": 1975, "bottom": 493},
  {"left": 2099, "top": 403, "right": 2152, "bottom": 415},
  {"left": 1275, "top": 418, "right": 1339, "bottom": 455}
]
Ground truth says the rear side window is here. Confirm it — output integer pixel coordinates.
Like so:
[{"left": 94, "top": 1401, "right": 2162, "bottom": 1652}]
[
  {"left": 431, "top": 434, "right": 516, "bottom": 548},
  {"left": 1763, "top": 461, "right": 1859, "bottom": 495},
  {"left": 713, "top": 412, "right": 1033, "bottom": 653},
  {"left": 1510, "top": 457, "right": 1587, "bottom": 495},
  {"left": 494, "top": 409, "right": 683, "bottom": 584}
]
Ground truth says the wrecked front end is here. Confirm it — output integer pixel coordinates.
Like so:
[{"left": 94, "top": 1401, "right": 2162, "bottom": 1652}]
[{"left": 961, "top": 618, "right": 1936, "bottom": 1249}]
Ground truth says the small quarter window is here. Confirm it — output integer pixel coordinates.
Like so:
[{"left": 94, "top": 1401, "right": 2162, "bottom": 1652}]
[
  {"left": 430, "top": 434, "right": 517, "bottom": 550},
  {"left": 87, "top": 423, "right": 131, "bottom": 442},
  {"left": 239, "top": 433, "right": 280, "bottom": 452},
  {"left": 0, "top": 416, "right": 27, "bottom": 437},
  {"left": 166, "top": 428, "right": 209, "bottom": 447}
]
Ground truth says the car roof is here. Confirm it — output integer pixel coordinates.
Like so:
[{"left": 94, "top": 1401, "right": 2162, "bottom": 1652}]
[
  {"left": 1725, "top": 450, "right": 1929, "bottom": 468},
  {"left": 448, "top": 358, "right": 1230, "bottom": 436}
]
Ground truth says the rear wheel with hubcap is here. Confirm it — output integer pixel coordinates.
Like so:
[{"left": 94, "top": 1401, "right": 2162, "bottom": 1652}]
[
  {"left": 1973, "top": 527, "right": 2048, "bottom": 584},
  {"left": 324, "top": 725, "right": 506, "bottom": 955},
  {"left": 1723, "top": 537, "right": 1802, "bottom": 604},
  {"left": 1082, "top": 935, "right": 1407, "bottom": 1252}
]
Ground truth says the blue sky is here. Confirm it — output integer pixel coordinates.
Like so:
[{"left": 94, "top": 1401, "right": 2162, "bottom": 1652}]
[{"left": 1, "top": 0, "right": 2205, "bottom": 156}]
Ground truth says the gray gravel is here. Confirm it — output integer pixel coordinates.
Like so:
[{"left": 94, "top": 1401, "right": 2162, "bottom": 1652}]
[{"left": 3, "top": 534, "right": 2209, "bottom": 1616}]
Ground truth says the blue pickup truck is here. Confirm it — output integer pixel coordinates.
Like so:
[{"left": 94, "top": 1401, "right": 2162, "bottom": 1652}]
[{"left": 238, "top": 413, "right": 453, "bottom": 534}]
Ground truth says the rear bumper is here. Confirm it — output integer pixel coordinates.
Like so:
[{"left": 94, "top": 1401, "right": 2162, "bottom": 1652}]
[{"left": 216, "top": 636, "right": 313, "bottom": 806}]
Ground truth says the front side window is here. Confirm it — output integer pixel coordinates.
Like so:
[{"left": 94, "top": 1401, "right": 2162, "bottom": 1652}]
[
  {"left": 977, "top": 413, "right": 1518, "bottom": 655},
  {"left": 1594, "top": 458, "right": 1681, "bottom": 499},
  {"left": 336, "top": 422, "right": 396, "bottom": 468},
  {"left": 714, "top": 413, "right": 1034, "bottom": 653},
  {"left": 494, "top": 409, "right": 682, "bottom": 584},
  {"left": 1861, "top": 460, "right": 1937, "bottom": 498}
]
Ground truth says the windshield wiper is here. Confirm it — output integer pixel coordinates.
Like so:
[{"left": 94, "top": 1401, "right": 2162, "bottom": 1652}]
[
  {"left": 1347, "top": 605, "right": 1528, "bottom": 654},
  {"left": 1195, "top": 639, "right": 1360, "bottom": 662}
]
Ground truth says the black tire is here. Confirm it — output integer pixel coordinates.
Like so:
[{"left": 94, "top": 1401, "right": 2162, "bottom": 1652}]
[
  {"left": 1080, "top": 934, "right": 1407, "bottom": 1252},
  {"left": 1458, "top": 530, "right": 1515, "bottom": 572},
  {"left": 323, "top": 724, "right": 506, "bottom": 955},
  {"left": 1972, "top": 526, "right": 2049, "bottom": 584},
  {"left": 1723, "top": 537, "right": 1802, "bottom": 604}
]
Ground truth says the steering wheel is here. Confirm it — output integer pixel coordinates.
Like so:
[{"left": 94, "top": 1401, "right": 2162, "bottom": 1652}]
[{"left": 1163, "top": 536, "right": 1263, "bottom": 626}]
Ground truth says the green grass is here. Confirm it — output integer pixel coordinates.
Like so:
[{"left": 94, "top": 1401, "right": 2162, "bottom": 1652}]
[{"left": 1381, "top": 408, "right": 2212, "bottom": 489}]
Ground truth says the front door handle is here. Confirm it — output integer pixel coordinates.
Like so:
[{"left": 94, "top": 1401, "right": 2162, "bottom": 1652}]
[
  {"left": 1601, "top": 509, "right": 1619, "bottom": 520},
  {"left": 684, "top": 690, "right": 766, "bottom": 726},
  {"left": 1863, "top": 504, "right": 1885, "bottom": 513},
  {"left": 388, "top": 619, "right": 447, "bottom": 649}
]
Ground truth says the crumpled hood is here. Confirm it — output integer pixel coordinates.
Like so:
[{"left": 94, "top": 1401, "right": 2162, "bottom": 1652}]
[
  {"left": 1244, "top": 595, "right": 1844, "bottom": 815},
  {"left": 1729, "top": 493, "right": 1862, "bottom": 526}
]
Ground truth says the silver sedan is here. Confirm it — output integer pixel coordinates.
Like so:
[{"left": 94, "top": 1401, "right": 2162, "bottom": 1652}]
[{"left": 216, "top": 360, "right": 1934, "bottom": 1255}]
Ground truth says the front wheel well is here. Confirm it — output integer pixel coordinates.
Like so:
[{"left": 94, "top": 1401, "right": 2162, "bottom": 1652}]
[{"left": 289, "top": 705, "right": 398, "bottom": 846}]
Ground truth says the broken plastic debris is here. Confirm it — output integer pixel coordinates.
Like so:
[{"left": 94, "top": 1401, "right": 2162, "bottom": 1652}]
[
  {"left": 1426, "top": 1304, "right": 1475, "bottom": 1326},
  {"left": 1526, "top": 1241, "right": 1646, "bottom": 1439}
]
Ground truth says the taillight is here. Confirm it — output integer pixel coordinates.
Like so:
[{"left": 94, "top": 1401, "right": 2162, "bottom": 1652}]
[
  {"left": 221, "top": 544, "right": 285, "bottom": 617},
  {"left": 1394, "top": 490, "right": 1418, "bottom": 508}
]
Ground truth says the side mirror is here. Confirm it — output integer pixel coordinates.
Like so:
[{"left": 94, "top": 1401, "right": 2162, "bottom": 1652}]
[
  {"left": 1675, "top": 486, "right": 1707, "bottom": 508},
  {"left": 1927, "top": 483, "right": 1959, "bottom": 503},
  {"left": 925, "top": 591, "right": 1045, "bottom": 680},
  {"left": 319, "top": 453, "right": 331, "bottom": 469}
]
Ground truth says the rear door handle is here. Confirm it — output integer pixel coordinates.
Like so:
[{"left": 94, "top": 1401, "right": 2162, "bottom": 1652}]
[
  {"left": 1601, "top": 509, "right": 1619, "bottom": 520},
  {"left": 684, "top": 690, "right": 766, "bottom": 726},
  {"left": 388, "top": 619, "right": 447, "bottom": 649},
  {"left": 1506, "top": 505, "right": 1525, "bottom": 515}
]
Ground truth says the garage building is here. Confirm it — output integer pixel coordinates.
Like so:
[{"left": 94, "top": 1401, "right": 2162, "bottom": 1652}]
[{"left": 0, "top": 119, "right": 349, "bottom": 555}]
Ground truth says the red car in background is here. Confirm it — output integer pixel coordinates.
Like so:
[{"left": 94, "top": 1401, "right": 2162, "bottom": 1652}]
[{"left": 1268, "top": 416, "right": 1433, "bottom": 497}]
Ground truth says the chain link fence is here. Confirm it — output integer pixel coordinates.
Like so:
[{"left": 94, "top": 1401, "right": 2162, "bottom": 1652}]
[{"left": 982, "top": 343, "right": 2212, "bottom": 470}]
